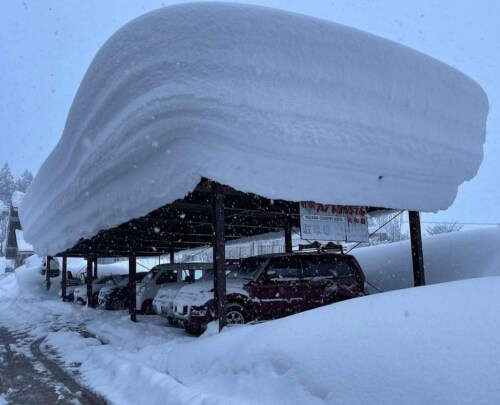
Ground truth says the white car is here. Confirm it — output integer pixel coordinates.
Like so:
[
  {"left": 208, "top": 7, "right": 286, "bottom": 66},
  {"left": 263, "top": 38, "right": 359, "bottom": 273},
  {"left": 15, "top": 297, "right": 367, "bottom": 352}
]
[
  {"left": 155, "top": 262, "right": 240, "bottom": 323},
  {"left": 137, "top": 263, "right": 212, "bottom": 314},
  {"left": 73, "top": 274, "right": 127, "bottom": 305}
]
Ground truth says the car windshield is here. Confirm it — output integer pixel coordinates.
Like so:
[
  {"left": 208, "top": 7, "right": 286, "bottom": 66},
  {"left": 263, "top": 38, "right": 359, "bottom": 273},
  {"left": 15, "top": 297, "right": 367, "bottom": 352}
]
[
  {"left": 142, "top": 267, "right": 162, "bottom": 283},
  {"left": 227, "top": 257, "right": 268, "bottom": 280},
  {"left": 117, "top": 277, "right": 129, "bottom": 287},
  {"left": 96, "top": 276, "right": 111, "bottom": 284}
]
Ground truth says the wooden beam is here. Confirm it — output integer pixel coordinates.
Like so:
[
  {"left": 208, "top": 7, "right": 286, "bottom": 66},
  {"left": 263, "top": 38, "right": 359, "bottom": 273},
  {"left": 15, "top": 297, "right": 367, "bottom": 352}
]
[
  {"left": 409, "top": 211, "right": 425, "bottom": 286},
  {"left": 61, "top": 256, "right": 67, "bottom": 302},
  {"left": 129, "top": 228, "right": 137, "bottom": 322},
  {"left": 212, "top": 181, "right": 227, "bottom": 331},
  {"left": 93, "top": 256, "right": 98, "bottom": 278},
  {"left": 45, "top": 256, "right": 51, "bottom": 291},
  {"left": 86, "top": 256, "right": 93, "bottom": 307},
  {"left": 129, "top": 252, "right": 137, "bottom": 322},
  {"left": 284, "top": 224, "right": 292, "bottom": 253}
]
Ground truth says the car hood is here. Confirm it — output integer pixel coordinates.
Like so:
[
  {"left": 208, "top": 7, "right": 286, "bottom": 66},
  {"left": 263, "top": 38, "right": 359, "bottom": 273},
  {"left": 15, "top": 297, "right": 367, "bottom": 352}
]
[
  {"left": 176, "top": 278, "right": 249, "bottom": 297},
  {"left": 99, "top": 285, "right": 120, "bottom": 295},
  {"left": 155, "top": 283, "right": 187, "bottom": 299},
  {"left": 75, "top": 282, "right": 118, "bottom": 295}
]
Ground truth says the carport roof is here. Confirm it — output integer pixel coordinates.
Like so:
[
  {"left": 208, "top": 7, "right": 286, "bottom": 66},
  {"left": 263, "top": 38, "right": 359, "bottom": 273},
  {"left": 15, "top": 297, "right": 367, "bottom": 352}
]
[{"left": 58, "top": 178, "right": 385, "bottom": 258}]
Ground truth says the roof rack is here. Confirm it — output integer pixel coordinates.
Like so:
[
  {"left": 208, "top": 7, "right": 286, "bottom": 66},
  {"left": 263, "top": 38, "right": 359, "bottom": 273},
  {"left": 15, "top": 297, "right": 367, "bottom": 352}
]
[{"left": 297, "top": 241, "right": 344, "bottom": 254}]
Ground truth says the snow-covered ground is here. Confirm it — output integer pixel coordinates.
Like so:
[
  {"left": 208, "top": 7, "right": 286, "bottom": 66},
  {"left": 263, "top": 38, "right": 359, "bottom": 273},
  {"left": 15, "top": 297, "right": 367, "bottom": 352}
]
[{"left": 1, "top": 228, "right": 499, "bottom": 404}]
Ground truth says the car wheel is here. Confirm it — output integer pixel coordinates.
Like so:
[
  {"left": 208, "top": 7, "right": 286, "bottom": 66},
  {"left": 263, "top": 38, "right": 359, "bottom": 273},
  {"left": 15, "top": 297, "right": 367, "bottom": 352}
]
[
  {"left": 226, "top": 303, "right": 249, "bottom": 325},
  {"left": 141, "top": 300, "right": 154, "bottom": 315},
  {"left": 111, "top": 300, "right": 123, "bottom": 310}
]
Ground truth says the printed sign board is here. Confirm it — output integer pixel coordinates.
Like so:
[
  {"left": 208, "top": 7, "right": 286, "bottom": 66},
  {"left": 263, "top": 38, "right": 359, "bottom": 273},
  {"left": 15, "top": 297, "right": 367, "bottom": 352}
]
[{"left": 299, "top": 202, "right": 369, "bottom": 242}]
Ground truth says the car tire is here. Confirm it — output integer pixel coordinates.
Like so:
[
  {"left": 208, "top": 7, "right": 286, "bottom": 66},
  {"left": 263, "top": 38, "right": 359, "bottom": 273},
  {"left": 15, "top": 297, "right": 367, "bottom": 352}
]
[
  {"left": 226, "top": 303, "right": 250, "bottom": 325},
  {"left": 141, "top": 300, "right": 154, "bottom": 315},
  {"left": 111, "top": 300, "right": 123, "bottom": 310}
]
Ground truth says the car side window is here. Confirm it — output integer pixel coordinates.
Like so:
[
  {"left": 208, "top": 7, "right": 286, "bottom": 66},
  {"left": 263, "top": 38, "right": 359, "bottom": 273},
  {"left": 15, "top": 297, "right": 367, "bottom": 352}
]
[
  {"left": 267, "top": 257, "right": 299, "bottom": 279},
  {"left": 156, "top": 270, "right": 178, "bottom": 284},
  {"left": 301, "top": 256, "right": 352, "bottom": 278}
]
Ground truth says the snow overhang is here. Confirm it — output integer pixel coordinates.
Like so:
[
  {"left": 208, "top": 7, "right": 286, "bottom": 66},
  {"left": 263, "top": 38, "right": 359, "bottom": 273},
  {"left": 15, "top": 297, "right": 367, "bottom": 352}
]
[
  {"left": 19, "top": 3, "right": 489, "bottom": 256},
  {"left": 15, "top": 229, "right": 33, "bottom": 254}
]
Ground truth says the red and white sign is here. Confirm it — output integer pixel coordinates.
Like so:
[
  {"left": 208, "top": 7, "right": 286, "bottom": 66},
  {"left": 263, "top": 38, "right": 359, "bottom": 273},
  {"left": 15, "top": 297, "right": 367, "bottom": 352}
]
[{"left": 299, "top": 202, "right": 369, "bottom": 242}]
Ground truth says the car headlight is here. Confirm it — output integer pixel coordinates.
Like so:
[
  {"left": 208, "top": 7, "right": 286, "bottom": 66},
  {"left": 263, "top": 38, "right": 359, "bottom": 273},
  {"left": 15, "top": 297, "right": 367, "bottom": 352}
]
[{"left": 137, "top": 285, "right": 146, "bottom": 294}]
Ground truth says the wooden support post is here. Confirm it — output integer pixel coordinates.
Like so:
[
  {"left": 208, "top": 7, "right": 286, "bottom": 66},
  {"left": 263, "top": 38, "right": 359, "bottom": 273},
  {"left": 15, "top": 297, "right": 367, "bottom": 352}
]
[
  {"left": 45, "top": 256, "right": 51, "bottom": 291},
  {"left": 170, "top": 249, "right": 175, "bottom": 264},
  {"left": 284, "top": 223, "right": 292, "bottom": 253},
  {"left": 129, "top": 251, "right": 137, "bottom": 322},
  {"left": 86, "top": 256, "right": 93, "bottom": 307},
  {"left": 409, "top": 211, "right": 425, "bottom": 286},
  {"left": 61, "top": 256, "right": 67, "bottom": 302},
  {"left": 93, "top": 256, "right": 98, "bottom": 279},
  {"left": 212, "top": 181, "right": 227, "bottom": 331}
]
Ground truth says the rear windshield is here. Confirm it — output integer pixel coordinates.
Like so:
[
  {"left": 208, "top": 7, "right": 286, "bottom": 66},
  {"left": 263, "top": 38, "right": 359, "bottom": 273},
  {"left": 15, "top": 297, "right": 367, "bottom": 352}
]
[{"left": 301, "top": 255, "right": 353, "bottom": 278}]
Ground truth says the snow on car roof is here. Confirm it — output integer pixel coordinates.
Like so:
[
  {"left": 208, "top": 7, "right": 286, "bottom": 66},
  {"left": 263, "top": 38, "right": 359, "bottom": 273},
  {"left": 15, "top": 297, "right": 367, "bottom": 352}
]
[{"left": 19, "top": 3, "right": 488, "bottom": 256}]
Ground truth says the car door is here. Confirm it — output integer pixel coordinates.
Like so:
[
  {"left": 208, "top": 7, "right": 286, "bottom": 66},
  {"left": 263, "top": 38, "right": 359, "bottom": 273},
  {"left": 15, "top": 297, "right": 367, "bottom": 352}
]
[{"left": 252, "top": 256, "right": 303, "bottom": 320}]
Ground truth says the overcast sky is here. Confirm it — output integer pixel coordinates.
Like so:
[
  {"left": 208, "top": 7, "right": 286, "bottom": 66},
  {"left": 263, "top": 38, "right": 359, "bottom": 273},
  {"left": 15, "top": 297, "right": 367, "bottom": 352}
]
[{"left": 0, "top": 0, "right": 498, "bottom": 224}]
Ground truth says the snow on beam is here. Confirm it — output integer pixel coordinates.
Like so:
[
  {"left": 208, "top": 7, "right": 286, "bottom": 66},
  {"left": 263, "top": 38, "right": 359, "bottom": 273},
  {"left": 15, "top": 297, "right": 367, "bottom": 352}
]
[{"left": 20, "top": 3, "right": 489, "bottom": 256}]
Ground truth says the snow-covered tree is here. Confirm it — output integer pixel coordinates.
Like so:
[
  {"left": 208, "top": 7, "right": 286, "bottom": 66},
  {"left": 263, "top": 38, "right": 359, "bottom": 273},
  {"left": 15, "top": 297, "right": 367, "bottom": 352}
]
[
  {"left": 0, "top": 162, "right": 15, "bottom": 205},
  {"left": 426, "top": 222, "right": 463, "bottom": 235},
  {"left": 14, "top": 169, "right": 34, "bottom": 193}
]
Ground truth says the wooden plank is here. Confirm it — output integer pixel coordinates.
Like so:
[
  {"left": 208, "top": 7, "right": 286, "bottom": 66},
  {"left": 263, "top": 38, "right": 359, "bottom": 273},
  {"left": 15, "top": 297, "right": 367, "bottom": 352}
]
[
  {"left": 61, "top": 256, "right": 67, "bottom": 302},
  {"left": 212, "top": 182, "right": 227, "bottom": 331},
  {"left": 409, "top": 211, "right": 426, "bottom": 286}
]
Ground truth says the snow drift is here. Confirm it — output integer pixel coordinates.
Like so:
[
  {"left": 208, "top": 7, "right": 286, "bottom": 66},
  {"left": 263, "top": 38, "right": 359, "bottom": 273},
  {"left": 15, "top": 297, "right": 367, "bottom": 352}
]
[
  {"left": 356, "top": 227, "right": 500, "bottom": 293},
  {"left": 1, "top": 228, "right": 500, "bottom": 404},
  {"left": 164, "top": 277, "right": 500, "bottom": 405},
  {"left": 20, "top": 3, "right": 489, "bottom": 256}
]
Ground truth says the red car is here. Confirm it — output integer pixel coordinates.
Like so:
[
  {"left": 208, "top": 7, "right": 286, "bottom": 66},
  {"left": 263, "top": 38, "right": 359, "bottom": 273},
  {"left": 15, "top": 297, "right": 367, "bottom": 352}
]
[{"left": 172, "top": 252, "right": 367, "bottom": 334}]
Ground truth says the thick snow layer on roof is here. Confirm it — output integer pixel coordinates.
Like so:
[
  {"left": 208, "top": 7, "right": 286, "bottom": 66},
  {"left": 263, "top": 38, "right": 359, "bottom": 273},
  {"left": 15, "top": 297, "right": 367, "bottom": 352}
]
[
  {"left": 15, "top": 229, "right": 33, "bottom": 253},
  {"left": 20, "top": 3, "right": 488, "bottom": 256}
]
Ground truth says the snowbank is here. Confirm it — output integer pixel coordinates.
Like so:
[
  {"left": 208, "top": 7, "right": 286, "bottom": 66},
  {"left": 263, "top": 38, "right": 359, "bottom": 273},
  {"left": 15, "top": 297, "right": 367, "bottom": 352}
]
[
  {"left": 0, "top": 257, "right": 14, "bottom": 274},
  {"left": 163, "top": 277, "right": 500, "bottom": 405},
  {"left": 14, "top": 255, "right": 54, "bottom": 296},
  {"left": 355, "top": 227, "right": 500, "bottom": 293},
  {"left": 20, "top": 3, "right": 488, "bottom": 256},
  {"left": 1, "top": 227, "right": 500, "bottom": 404}
]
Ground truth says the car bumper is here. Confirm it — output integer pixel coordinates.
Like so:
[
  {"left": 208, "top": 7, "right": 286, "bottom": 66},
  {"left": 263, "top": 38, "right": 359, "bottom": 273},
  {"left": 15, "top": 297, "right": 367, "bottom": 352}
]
[
  {"left": 74, "top": 296, "right": 86, "bottom": 305},
  {"left": 153, "top": 300, "right": 173, "bottom": 317},
  {"left": 174, "top": 304, "right": 214, "bottom": 329},
  {"left": 98, "top": 297, "right": 110, "bottom": 309}
]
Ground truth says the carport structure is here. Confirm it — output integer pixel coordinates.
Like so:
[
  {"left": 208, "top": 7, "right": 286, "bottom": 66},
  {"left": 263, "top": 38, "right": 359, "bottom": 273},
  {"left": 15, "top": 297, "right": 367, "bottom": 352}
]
[
  {"left": 20, "top": 4, "right": 487, "bottom": 331},
  {"left": 48, "top": 177, "right": 422, "bottom": 327}
]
